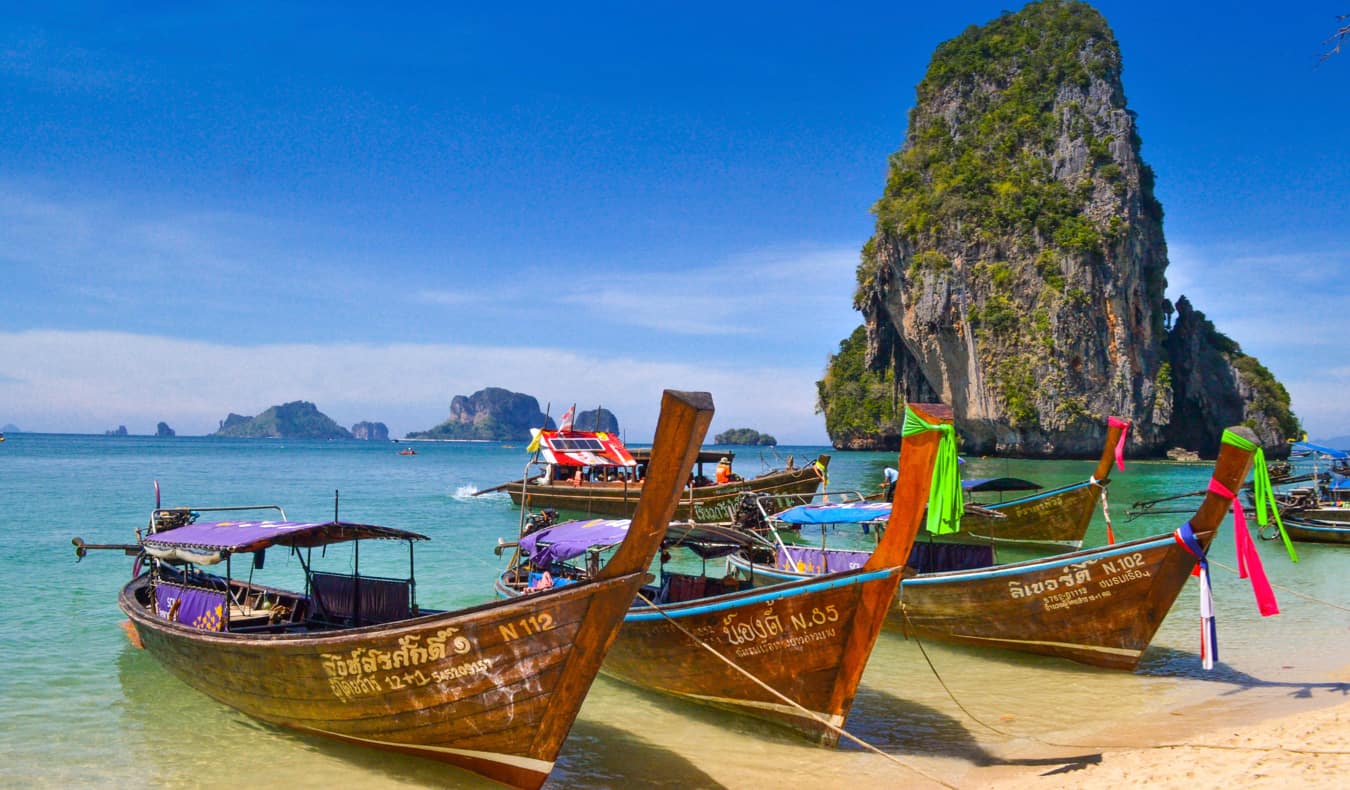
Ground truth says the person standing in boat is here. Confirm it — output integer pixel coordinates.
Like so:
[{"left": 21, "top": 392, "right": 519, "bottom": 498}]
[
  {"left": 881, "top": 467, "right": 898, "bottom": 500},
  {"left": 715, "top": 456, "right": 733, "bottom": 485}
]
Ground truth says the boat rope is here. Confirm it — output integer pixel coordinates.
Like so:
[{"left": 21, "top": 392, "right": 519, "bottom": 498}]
[
  {"left": 900, "top": 593, "right": 1350, "bottom": 759},
  {"left": 1098, "top": 485, "right": 1116, "bottom": 544},
  {"left": 898, "top": 603, "right": 1026, "bottom": 738},
  {"left": 633, "top": 590, "right": 955, "bottom": 788},
  {"left": 1209, "top": 558, "right": 1350, "bottom": 613}
]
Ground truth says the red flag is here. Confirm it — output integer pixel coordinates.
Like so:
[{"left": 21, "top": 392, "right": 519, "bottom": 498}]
[{"left": 559, "top": 404, "right": 576, "bottom": 432}]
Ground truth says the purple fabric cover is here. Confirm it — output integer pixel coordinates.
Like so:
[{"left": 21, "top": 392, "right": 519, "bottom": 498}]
[
  {"left": 520, "top": 518, "right": 630, "bottom": 566},
  {"left": 776, "top": 545, "right": 872, "bottom": 574},
  {"left": 143, "top": 520, "right": 329, "bottom": 551},
  {"left": 154, "top": 582, "right": 227, "bottom": 631},
  {"left": 775, "top": 542, "right": 997, "bottom": 576}
]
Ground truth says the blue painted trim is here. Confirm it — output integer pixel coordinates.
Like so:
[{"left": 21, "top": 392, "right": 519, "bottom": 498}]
[
  {"left": 903, "top": 536, "right": 1175, "bottom": 585},
  {"left": 624, "top": 568, "right": 897, "bottom": 622}
]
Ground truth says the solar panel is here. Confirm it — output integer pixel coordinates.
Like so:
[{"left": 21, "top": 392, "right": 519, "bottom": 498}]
[{"left": 551, "top": 437, "right": 605, "bottom": 451}]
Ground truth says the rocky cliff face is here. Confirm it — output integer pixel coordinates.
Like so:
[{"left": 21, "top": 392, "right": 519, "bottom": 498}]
[
  {"left": 819, "top": 1, "right": 1295, "bottom": 456},
  {"left": 351, "top": 421, "right": 390, "bottom": 441},
  {"left": 1163, "top": 297, "right": 1299, "bottom": 451},
  {"left": 573, "top": 408, "right": 619, "bottom": 433},
  {"left": 407, "top": 387, "right": 554, "bottom": 441}
]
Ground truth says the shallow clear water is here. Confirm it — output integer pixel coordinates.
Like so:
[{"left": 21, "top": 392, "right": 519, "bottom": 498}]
[{"left": 1, "top": 435, "right": 1345, "bottom": 788}]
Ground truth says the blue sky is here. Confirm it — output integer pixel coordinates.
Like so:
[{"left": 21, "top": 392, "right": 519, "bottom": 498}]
[{"left": 2, "top": 2, "right": 1347, "bottom": 443}]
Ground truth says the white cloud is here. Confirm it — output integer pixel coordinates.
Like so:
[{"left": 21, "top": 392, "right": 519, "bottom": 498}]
[{"left": 0, "top": 330, "right": 830, "bottom": 442}]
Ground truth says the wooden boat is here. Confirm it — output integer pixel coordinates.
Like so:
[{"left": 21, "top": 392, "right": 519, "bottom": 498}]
[
  {"left": 939, "top": 416, "right": 1130, "bottom": 548},
  {"left": 739, "top": 416, "right": 1130, "bottom": 551},
  {"left": 79, "top": 389, "right": 715, "bottom": 790},
  {"left": 727, "top": 424, "right": 1267, "bottom": 670},
  {"left": 398, "top": 446, "right": 417, "bottom": 456},
  {"left": 496, "top": 403, "right": 953, "bottom": 743},
  {"left": 1272, "top": 515, "right": 1350, "bottom": 545},
  {"left": 484, "top": 426, "right": 828, "bottom": 523}
]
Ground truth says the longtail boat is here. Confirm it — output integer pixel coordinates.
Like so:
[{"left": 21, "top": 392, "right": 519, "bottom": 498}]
[
  {"left": 1271, "top": 516, "right": 1350, "bottom": 545},
  {"left": 77, "top": 389, "right": 715, "bottom": 790},
  {"left": 739, "top": 415, "right": 1129, "bottom": 551},
  {"left": 938, "top": 415, "right": 1130, "bottom": 548},
  {"left": 496, "top": 403, "right": 954, "bottom": 743},
  {"left": 479, "top": 425, "right": 828, "bottom": 523},
  {"left": 727, "top": 424, "right": 1277, "bottom": 670}
]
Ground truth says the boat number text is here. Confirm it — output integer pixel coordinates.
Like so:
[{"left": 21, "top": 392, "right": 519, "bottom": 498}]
[
  {"left": 1005, "top": 552, "right": 1152, "bottom": 610},
  {"left": 498, "top": 612, "right": 555, "bottom": 643},
  {"left": 320, "top": 627, "right": 488, "bottom": 702},
  {"left": 721, "top": 601, "right": 841, "bottom": 658}
]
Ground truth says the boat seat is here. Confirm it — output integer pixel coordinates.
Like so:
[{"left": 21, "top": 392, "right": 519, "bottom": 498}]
[
  {"left": 310, "top": 571, "right": 412, "bottom": 626},
  {"left": 660, "top": 573, "right": 707, "bottom": 604}
]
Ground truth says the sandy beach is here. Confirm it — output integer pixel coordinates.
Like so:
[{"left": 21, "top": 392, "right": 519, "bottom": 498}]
[{"left": 965, "top": 699, "right": 1350, "bottom": 789}]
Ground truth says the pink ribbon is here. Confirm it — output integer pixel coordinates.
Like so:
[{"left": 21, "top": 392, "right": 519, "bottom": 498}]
[
  {"left": 1108, "top": 417, "right": 1130, "bottom": 471},
  {"left": 1207, "top": 478, "right": 1280, "bottom": 616}
]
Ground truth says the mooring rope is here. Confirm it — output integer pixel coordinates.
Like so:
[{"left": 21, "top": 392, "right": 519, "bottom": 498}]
[
  {"left": 898, "top": 571, "right": 1350, "bottom": 761},
  {"left": 1208, "top": 558, "right": 1350, "bottom": 613},
  {"left": 633, "top": 590, "right": 956, "bottom": 788}
]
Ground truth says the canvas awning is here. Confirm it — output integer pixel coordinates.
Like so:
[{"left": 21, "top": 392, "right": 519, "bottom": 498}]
[
  {"left": 533, "top": 430, "right": 637, "bottom": 467},
  {"left": 141, "top": 520, "right": 427, "bottom": 565}
]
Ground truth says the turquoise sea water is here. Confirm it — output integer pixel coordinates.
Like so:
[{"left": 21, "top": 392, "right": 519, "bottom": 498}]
[{"left": 1, "top": 434, "right": 1346, "bottom": 788}]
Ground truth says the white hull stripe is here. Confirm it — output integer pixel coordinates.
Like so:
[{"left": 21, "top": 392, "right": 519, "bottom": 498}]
[
  {"left": 300, "top": 726, "right": 554, "bottom": 775},
  {"left": 673, "top": 691, "right": 844, "bottom": 728}
]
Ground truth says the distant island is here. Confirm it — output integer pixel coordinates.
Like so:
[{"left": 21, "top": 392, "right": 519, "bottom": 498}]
[
  {"left": 156, "top": 422, "right": 176, "bottom": 437},
  {"left": 407, "top": 387, "right": 555, "bottom": 441},
  {"left": 351, "top": 421, "right": 390, "bottom": 441},
  {"left": 715, "top": 428, "right": 777, "bottom": 446},
  {"left": 105, "top": 425, "right": 128, "bottom": 436},
  {"left": 1, "top": 423, "right": 20, "bottom": 433},
  {"left": 213, "top": 401, "right": 352, "bottom": 439}
]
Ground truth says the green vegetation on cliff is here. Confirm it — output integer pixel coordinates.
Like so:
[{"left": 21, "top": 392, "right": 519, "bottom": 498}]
[
  {"left": 867, "top": 0, "right": 1157, "bottom": 270},
  {"left": 213, "top": 401, "right": 352, "bottom": 439},
  {"left": 816, "top": 326, "right": 903, "bottom": 446}
]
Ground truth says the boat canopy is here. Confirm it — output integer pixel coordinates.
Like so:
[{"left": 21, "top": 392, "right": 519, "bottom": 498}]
[
  {"left": 630, "top": 447, "right": 729, "bottom": 465},
  {"left": 521, "top": 518, "right": 632, "bottom": 566},
  {"left": 1291, "top": 441, "right": 1350, "bottom": 461},
  {"left": 774, "top": 501, "right": 892, "bottom": 525},
  {"left": 962, "top": 477, "right": 1042, "bottom": 493},
  {"left": 520, "top": 518, "right": 758, "bottom": 567},
  {"left": 533, "top": 430, "right": 637, "bottom": 468},
  {"left": 141, "top": 520, "right": 428, "bottom": 565}
]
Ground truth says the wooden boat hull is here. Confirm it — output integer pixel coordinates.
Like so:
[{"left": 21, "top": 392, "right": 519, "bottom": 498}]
[
  {"left": 728, "top": 531, "right": 1205, "bottom": 670},
  {"left": 953, "top": 480, "right": 1101, "bottom": 548},
  {"left": 508, "top": 464, "right": 825, "bottom": 523},
  {"left": 498, "top": 567, "right": 902, "bottom": 745},
  {"left": 120, "top": 570, "right": 647, "bottom": 790},
  {"left": 1279, "top": 517, "right": 1350, "bottom": 544}
]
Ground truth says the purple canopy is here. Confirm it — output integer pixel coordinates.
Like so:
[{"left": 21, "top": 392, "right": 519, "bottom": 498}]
[
  {"left": 142, "top": 520, "right": 427, "bottom": 558},
  {"left": 520, "top": 519, "right": 630, "bottom": 566}
]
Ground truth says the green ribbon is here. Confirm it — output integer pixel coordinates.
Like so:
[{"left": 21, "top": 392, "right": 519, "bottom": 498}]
[
  {"left": 902, "top": 406, "right": 962, "bottom": 535},
  {"left": 1220, "top": 430, "right": 1298, "bottom": 563}
]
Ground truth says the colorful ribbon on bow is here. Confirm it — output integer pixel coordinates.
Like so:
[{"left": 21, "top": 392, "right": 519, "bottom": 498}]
[
  {"left": 1207, "top": 475, "right": 1280, "bottom": 617},
  {"left": 1172, "top": 521, "right": 1217, "bottom": 669},
  {"left": 1108, "top": 416, "right": 1130, "bottom": 471},
  {"left": 901, "top": 405, "right": 962, "bottom": 535},
  {"left": 1219, "top": 431, "right": 1298, "bottom": 563}
]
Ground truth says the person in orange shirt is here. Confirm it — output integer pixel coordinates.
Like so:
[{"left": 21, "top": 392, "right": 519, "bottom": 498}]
[{"left": 715, "top": 456, "right": 733, "bottom": 485}]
